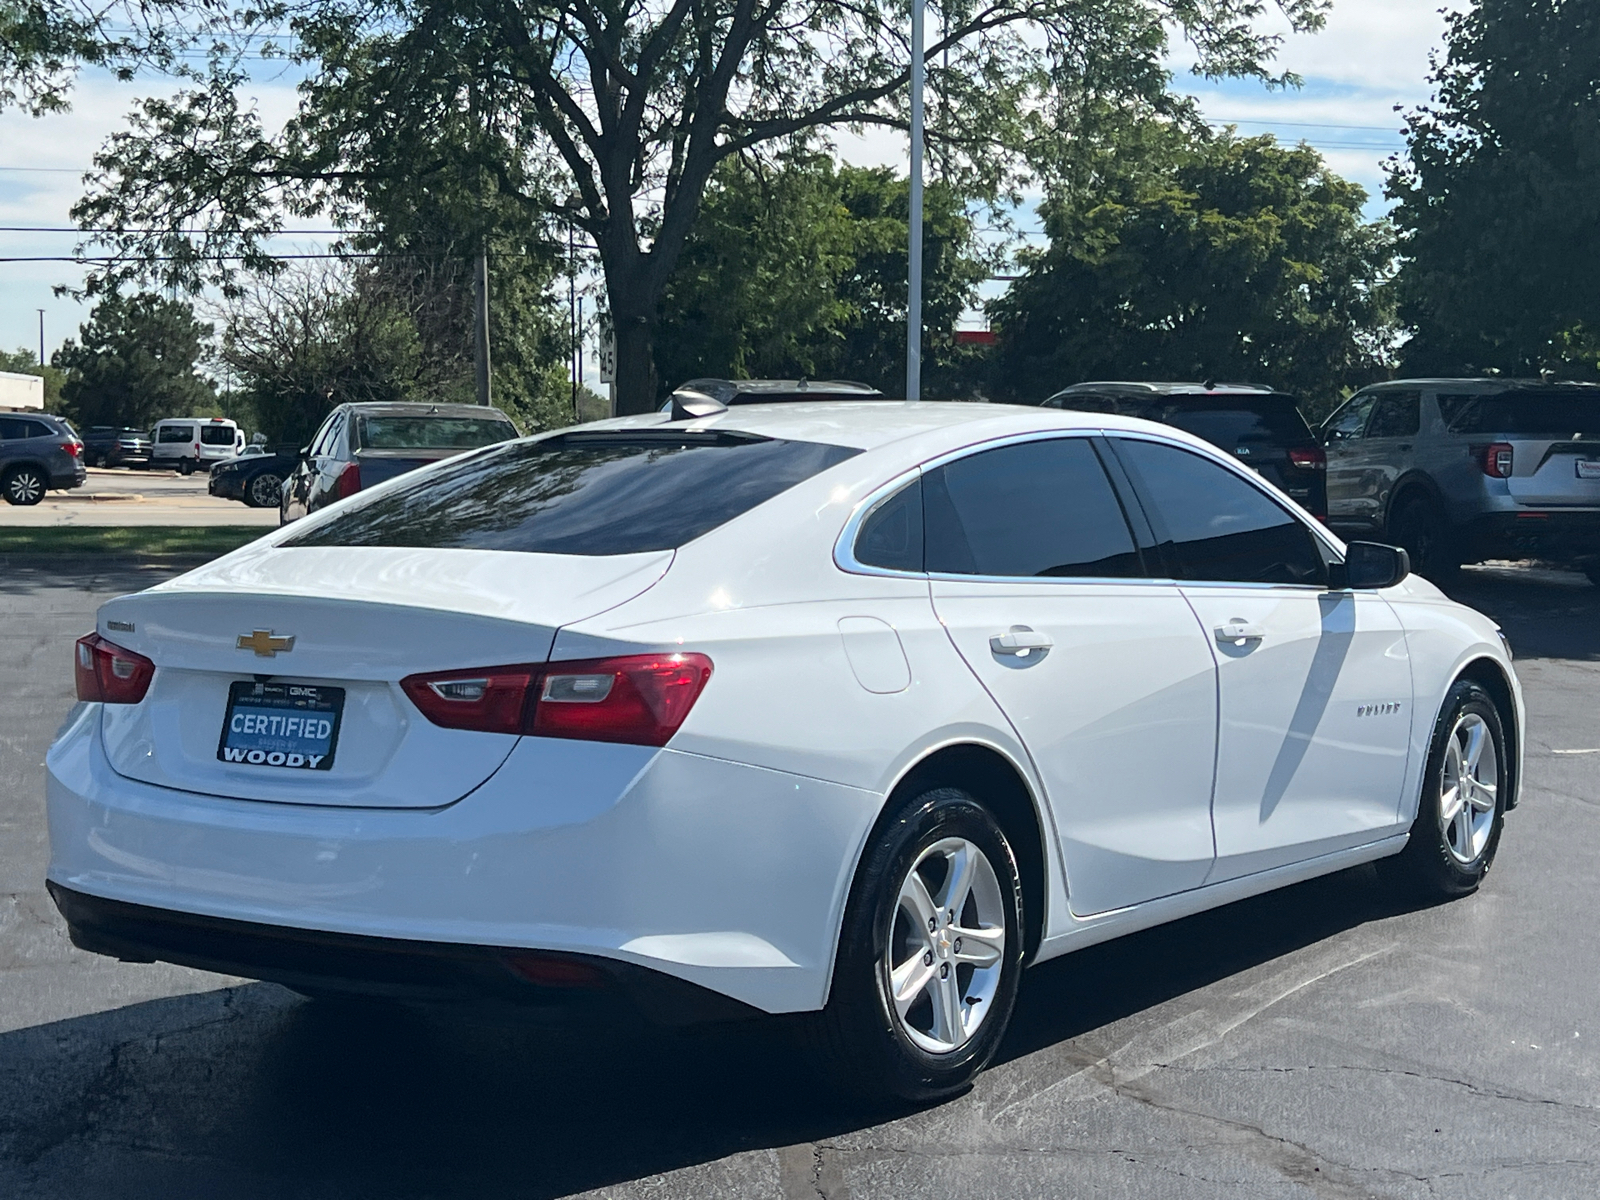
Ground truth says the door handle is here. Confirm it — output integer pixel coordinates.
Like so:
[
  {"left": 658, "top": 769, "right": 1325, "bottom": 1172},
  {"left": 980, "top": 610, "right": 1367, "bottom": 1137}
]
[
  {"left": 990, "top": 627, "right": 1054, "bottom": 657},
  {"left": 1214, "top": 621, "right": 1266, "bottom": 646}
]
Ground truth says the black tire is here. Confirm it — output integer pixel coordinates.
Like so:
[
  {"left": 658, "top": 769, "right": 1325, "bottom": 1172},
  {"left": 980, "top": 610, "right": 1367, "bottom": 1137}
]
[
  {"left": 2, "top": 464, "right": 47, "bottom": 506},
  {"left": 807, "top": 786, "right": 1024, "bottom": 1103},
  {"left": 1388, "top": 498, "right": 1459, "bottom": 583},
  {"left": 244, "top": 472, "right": 283, "bottom": 508},
  {"left": 177, "top": 457, "right": 195, "bottom": 476},
  {"left": 1379, "top": 679, "right": 1508, "bottom": 901}
]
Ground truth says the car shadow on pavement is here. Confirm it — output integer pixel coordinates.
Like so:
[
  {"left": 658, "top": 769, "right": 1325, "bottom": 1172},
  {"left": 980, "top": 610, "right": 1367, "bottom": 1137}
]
[{"left": 0, "top": 862, "right": 1436, "bottom": 1199}]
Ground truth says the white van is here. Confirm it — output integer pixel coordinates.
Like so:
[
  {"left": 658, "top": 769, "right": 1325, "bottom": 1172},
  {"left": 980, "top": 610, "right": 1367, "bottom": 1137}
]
[{"left": 149, "top": 417, "right": 246, "bottom": 474}]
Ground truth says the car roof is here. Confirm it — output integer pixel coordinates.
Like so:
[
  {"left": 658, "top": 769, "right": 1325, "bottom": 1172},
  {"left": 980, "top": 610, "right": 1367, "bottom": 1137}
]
[
  {"left": 339, "top": 401, "right": 515, "bottom": 419},
  {"left": 1051, "top": 381, "right": 1283, "bottom": 397},
  {"left": 1356, "top": 378, "right": 1600, "bottom": 394},
  {"left": 673, "top": 378, "right": 886, "bottom": 404},
  {"left": 571, "top": 399, "right": 1215, "bottom": 454}
]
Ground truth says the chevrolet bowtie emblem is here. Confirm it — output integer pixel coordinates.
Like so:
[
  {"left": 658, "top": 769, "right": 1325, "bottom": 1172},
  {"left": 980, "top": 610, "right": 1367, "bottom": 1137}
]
[{"left": 238, "top": 630, "right": 296, "bottom": 657}]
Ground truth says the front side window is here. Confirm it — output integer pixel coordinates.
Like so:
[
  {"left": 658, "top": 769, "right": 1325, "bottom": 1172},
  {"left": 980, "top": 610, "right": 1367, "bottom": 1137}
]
[
  {"left": 1113, "top": 438, "right": 1326, "bottom": 586},
  {"left": 923, "top": 438, "right": 1143, "bottom": 578},
  {"left": 1366, "top": 392, "right": 1421, "bottom": 438},
  {"left": 286, "top": 430, "right": 860, "bottom": 556},
  {"left": 157, "top": 425, "right": 194, "bottom": 443},
  {"left": 1322, "top": 395, "right": 1375, "bottom": 443}
]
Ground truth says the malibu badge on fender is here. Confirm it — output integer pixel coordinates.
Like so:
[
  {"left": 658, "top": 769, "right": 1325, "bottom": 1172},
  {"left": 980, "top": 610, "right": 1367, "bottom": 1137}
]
[{"left": 217, "top": 680, "right": 344, "bottom": 770}]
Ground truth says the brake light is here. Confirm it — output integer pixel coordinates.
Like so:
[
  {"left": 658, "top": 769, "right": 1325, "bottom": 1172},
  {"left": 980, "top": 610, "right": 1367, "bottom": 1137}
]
[
  {"left": 401, "top": 653, "right": 713, "bottom": 746},
  {"left": 336, "top": 462, "right": 362, "bottom": 498},
  {"left": 1481, "top": 442, "right": 1514, "bottom": 478},
  {"left": 1288, "top": 447, "right": 1326, "bottom": 470},
  {"left": 74, "top": 633, "right": 155, "bottom": 703},
  {"left": 61, "top": 441, "right": 82, "bottom": 458}
]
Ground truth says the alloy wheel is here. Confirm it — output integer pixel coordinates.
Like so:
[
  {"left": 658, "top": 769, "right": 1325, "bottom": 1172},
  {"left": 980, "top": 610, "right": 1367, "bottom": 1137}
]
[
  {"left": 249, "top": 473, "right": 283, "bottom": 508},
  {"left": 5, "top": 469, "right": 45, "bottom": 505},
  {"left": 1439, "top": 711, "right": 1498, "bottom": 865},
  {"left": 884, "top": 836, "right": 1007, "bottom": 1055}
]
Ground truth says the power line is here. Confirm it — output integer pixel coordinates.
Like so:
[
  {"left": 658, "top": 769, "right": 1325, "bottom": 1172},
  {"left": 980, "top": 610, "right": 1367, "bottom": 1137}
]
[{"left": 0, "top": 226, "right": 347, "bottom": 234}]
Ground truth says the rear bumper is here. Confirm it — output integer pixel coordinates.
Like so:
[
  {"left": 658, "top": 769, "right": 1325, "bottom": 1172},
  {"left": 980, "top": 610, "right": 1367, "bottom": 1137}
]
[
  {"left": 50, "top": 465, "right": 86, "bottom": 489},
  {"left": 45, "top": 705, "right": 879, "bottom": 1015},
  {"left": 1461, "top": 510, "right": 1600, "bottom": 563}
]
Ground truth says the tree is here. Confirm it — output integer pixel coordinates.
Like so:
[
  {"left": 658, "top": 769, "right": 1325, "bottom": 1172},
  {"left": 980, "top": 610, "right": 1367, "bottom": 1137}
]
[
  {"left": 53, "top": 294, "right": 216, "bottom": 429},
  {"left": 1388, "top": 0, "right": 1600, "bottom": 377},
  {"left": 72, "top": 0, "right": 1327, "bottom": 412},
  {"left": 991, "top": 128, "right": 1395, "bottom": 412},
  {"left": 655, "top": 155, "right": 991, "bottom": 395}
]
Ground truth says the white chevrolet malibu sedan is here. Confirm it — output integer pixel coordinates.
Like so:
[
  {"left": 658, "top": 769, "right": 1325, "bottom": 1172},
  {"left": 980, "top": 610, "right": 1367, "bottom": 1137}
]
[{"left": 46, "top": 401, "right": 1522, "bottom": 1100}]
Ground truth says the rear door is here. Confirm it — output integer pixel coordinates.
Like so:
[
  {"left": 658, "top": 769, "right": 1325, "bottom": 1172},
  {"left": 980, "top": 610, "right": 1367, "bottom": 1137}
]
[
  {"left": 925, "top": 435, "right": 1220, "bottom": 916},
  {"left": 1110, "top": 436, "right": 1412, "bottom": 881}
]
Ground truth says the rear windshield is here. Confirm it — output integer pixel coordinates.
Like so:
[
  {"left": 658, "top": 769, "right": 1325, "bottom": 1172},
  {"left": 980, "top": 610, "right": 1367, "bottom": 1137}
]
[
  {"left": 356, "top": 415, "right": 516, "bottom": 451},
  {"left": 1438, "top": 391, "right": 1600, "bottom": 437},
  {"left": 284, "top": 430, "right": 860, "bottom": 555},
  {"left": 1053, "top": 394, "right": 1314, "bottom": 446},
  {"left": 199, "top": 425, "right": 236, "bottom": 445}
]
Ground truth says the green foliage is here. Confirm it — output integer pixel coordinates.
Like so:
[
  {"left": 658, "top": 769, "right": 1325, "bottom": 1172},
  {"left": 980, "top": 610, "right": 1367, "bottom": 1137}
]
[
  {"left": 53, "top": 294, "right": 216, "bottom": 430},
  {"left": 1388, "top": 0, "right": 1600, "bottom": 378},
  {"left": 0, "top": 347, "right": 66, "bottom": 408},
  {"left": 655, "top": 157, "right": 991, "bottom": 396},
  {"left": 992, "top": 128, "right": 1395, "bottom": 413}
]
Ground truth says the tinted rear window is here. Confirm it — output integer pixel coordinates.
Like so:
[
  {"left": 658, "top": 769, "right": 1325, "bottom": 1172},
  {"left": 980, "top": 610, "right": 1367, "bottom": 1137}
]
[
  {"left": 199, "top": 425, "right": 236, "bottom": 445},
  {"left": 1439, "top": 391, "right": 1600, "bottom": 437},
  {"left": 284, "top": 431, "right": 860, "bottom": 555},
  {"left": 356, "top": 415, "right": 517, "bottom": 450},
  {"left": 1137, "top": 398, "right": 1314, "bottom": 448}
]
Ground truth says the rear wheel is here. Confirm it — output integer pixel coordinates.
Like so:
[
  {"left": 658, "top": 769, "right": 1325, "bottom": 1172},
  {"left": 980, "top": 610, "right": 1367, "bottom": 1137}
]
[
  {"left": 1388, "top": 497, "right": 1458, "bottom": 582},
  {"left": 2, "top": 465, "right": 47, "bottom": 506},
  {"left": 177, "top": 457, "right": 195, "bottom": 476},
  {"left": 1379, "top": 679, "right": 1507, "bottom": 900},
  {"left": 808, "top": 786, "right": 1023, "bottom": 1102},
  {"left": 245, "top": 472, "right": 284, "bottom": 508}
]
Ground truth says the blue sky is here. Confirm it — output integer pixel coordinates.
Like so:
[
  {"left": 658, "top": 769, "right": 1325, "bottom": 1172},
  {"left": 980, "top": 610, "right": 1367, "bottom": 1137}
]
[{"left": 0, "top": 0, "right": 1456, "bottom": 364}]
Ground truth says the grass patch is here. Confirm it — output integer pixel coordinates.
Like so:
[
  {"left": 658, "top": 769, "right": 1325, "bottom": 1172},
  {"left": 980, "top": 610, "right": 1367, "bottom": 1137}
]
[{"left": 0, "top": 526, "right": 271, "bottom": 557}]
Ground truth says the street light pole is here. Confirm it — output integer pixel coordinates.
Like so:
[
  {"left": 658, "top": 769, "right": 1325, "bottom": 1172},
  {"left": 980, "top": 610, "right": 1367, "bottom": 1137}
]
[
  {"left": 906, "top": 0, "right": 925, "bottom": 402},
  {"left": 37, "top": 309, "right": 45, "bottom": 368}
]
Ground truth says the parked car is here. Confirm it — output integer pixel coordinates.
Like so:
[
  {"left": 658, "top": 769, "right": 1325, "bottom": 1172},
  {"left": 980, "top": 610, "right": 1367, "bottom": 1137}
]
[
  {"left": 81, "top": 425, "right": 150, "bottom": 468},
  {"left": 49, "top": 402, "right": 1522, "bottom": 1101},
  {"left": 1321, "top": 379, "right": 1600, "bottom": 583},
  {"left": 1041, "top": 382, "right": 1328, "bottom": 519},
  {"left": 663, "top": 378, "right": 887, "bottom": 411},
  {"left": 209, "top": 446, "right": 298, "bottom": 509},
  {"left": 279, "top": 402, "right": 519, "bottom": 524},
  {"left": 149, "top": 417, "right": 246, "bottom": 474},
  {"left": 0, "top": 411, "right": 84, "bottom": 504},
  {"left": 207, "top": 444, "right": 270, "bottom": 474}
]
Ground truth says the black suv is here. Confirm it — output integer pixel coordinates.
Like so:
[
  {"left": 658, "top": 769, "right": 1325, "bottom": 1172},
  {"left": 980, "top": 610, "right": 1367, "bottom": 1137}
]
[
  {"left": 280, "top": 402, "right": 519, "bottom": 523},
  {"left": 81, "top": 426, "right": 152, "bottom": 468},
  {"left": 1041, "top": 382, "right": 1328, "bottom": 519},
  {"left": 0, "top": 412, "right": 85, "bottom": 504}
]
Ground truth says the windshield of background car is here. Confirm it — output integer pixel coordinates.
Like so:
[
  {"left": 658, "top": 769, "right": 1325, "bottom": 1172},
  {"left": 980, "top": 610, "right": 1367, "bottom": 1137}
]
[
  {"left": 199, "top": 425, "right": 236, "bottom": 445},
  {"left": 355, "top": 415, "right": 517, "bottom": 450},
  {"left": 1438, "top": 391, "right": 1600, "bottom": 437},
  {"left": 284, "top": 431, "right": 861, "bottom": 555},
  {"left": 1132, "top": 397, "right": 1316, "bottom": 447}
]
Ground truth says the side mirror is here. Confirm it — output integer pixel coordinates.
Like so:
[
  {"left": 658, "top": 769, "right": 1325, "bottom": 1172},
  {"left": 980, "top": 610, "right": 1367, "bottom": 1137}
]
[
  {"left": 1330, "top": 541, "right": 1410, "bottom": 590},
  {"left": 298, "top": 446, "right": 311, "bottom": 463}
]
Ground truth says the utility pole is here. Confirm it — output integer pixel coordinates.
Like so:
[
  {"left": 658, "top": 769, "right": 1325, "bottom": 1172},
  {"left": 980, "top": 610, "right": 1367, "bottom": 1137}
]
[
  {"left": 473, "top": 249, "right": 491, "bottom": 406},
  {"left": 906, "top": 0, "right": 926, "bottom": 402},
  {"left": 569, "top": 221, "right": 578, "bottom": 416},
  {"left": 37, "top": 309, "right": 45, "bottom": 368}
]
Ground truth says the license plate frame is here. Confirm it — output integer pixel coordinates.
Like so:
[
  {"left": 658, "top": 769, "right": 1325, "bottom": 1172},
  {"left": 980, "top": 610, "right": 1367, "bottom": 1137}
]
[
  {"left": 218, "top": 680, "right": 344, "bottom": 771},
  {"left": 1576, "top": 459, "right": 1600, "bottom": 479}
]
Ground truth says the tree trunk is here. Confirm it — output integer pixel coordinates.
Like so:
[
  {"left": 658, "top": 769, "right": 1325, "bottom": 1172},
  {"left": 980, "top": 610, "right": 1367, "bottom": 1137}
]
[{"left": 607, "top": 277, "right": 663, "bottom": 416}]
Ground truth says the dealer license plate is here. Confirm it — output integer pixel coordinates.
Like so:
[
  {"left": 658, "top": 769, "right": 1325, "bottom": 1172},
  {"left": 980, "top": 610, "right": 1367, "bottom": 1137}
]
[
  {"left": 1576, "top": 459, "right": 1600, "bottom": 479},
  {"left": 218, "top": 681, "right": 343, "bottom": 770}
]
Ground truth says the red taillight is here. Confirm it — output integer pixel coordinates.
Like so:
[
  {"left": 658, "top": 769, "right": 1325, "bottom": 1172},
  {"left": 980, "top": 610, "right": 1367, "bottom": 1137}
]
[
  {"left": 401, "top": 653, "right": 713, "bottom": 747},
  {"left": 336, "top": 462, "right": 362, "bottom": 498},
  {"left": 1288, "top": 446, "right": 1326, "bottom": 471},
  {"left": 1480, "top": 442, "right": 1514, "bottom": 478},
  {"left": 74, "top": 633, "right": 155, "bottom": 703},
  {"left": 62, "top": 441, "right": 83, "bottom": 458}
]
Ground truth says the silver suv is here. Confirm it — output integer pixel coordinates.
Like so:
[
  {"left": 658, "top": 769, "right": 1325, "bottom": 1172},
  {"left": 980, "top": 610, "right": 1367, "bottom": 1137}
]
[{"left": 1321, "top": 379, "right": 1600, "bottom": 583}]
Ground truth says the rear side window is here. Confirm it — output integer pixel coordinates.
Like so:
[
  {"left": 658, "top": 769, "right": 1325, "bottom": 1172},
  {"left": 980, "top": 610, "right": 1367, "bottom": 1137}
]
[
  {"left": 1114, "top": 438, "right": 1326, "bottom": 586},
  {"left": 1439, "top": 390, "right": 1600, "bottom": 437},
  {"left": 1366, "top": 392, "right": 1421, "bottom": 438},
  {"left": 199, "top": 424, "right": 236, "bottom": 445},
  {"left": 0, "top": 418, "right": 25, "bottom": 439},
  {"left": 855, "top": 479, "right": 924, "bottom": 572},
  {"left": 923, "top": 438, "right": 1143, "bottom": 578},
  {"left": 356, "top": 415, "right": 516, "bottom": 450},
  {"left": 285, "top": 431, "right": 860, "bottom": 555},
  {"left": 157, "top": 425, "right": 194, "bottom": 443}
]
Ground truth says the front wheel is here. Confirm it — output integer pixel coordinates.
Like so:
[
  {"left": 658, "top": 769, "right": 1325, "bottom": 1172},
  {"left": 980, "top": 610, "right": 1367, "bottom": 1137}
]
[
  {"left": 808, "top": 786, "right": 1023, "bottom": 1102},
  {"left": 1379, "top": 679, "right": 1508, "bottom": 900}
]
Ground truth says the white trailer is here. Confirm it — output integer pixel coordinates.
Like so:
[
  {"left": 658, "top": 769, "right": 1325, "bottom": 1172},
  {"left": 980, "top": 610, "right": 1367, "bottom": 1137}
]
[{"left": 0, "top": 371, "right": 45, "bottom": 410}]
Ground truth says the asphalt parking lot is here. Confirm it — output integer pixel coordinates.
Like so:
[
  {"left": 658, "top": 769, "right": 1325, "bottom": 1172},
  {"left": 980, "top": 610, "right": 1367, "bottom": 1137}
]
[
  {"left": 1, "top": 560, "right": 1597, "bottom": 1198},
  {"left": 0, "top": 467, "right": 279, "bottom": 526}
]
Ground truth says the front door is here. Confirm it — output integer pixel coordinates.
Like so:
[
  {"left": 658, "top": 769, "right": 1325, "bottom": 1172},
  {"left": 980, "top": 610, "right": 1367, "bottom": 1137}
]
[
  {"left": 1322, "top": 393, "right": 1377, "bottom": 530},
  {"left": 923, "top": 435, "right": 1220, "bottom": 917},
  {"left": 1111, "top": 436, "right": 1414, "bottom": 881}
]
